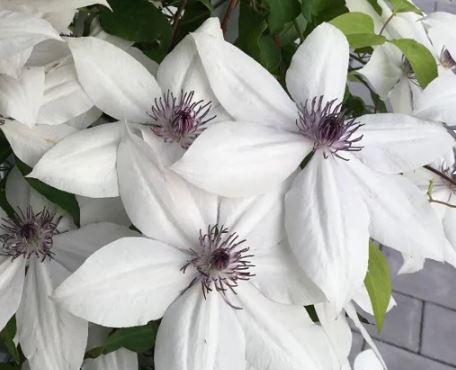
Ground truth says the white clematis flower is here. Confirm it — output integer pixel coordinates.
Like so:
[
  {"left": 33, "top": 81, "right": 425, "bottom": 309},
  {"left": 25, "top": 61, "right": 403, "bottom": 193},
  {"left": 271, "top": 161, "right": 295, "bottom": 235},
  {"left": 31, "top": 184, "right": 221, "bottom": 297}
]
[
  {"left": 171, "top": 22, "right": 453, "bottom": 309},
  {"left": 82, "top": 349, "right": 138, "bottom": 370},
  {"left": 0, "top": 167, "right": 135, "bottom": 370},
  {"left": 346, "top": 0, "right": 437, "bottom": 113},
  {"left": 30, "top": 18, "right": 231, "bottom": 198},
  {"left": 53, "top": 127, "right": 348, "bottom": 370}
]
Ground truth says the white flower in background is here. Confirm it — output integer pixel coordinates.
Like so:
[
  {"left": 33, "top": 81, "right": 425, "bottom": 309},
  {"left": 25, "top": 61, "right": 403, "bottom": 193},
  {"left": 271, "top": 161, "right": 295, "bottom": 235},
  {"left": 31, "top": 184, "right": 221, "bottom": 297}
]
[
  {"left": 0, "top": 167, "right": 135, "bottom": 370},
  {"left": 346, "top": 0, "right": 436, "bottom": 113},
  {"left": 29, "top": 17, "right": 231, "bottom": 198},
  {"left": 53, "top": 127, "right": 349, "bottom": 370},
  {"left": 170, "top": 22, "right": 453, "bottom": 310},
  {"left": 350, "top": 350, "right": 385, "bottom": 370},
  {"left": 82, "top": 349, "right": 138, "bottom": 370}
]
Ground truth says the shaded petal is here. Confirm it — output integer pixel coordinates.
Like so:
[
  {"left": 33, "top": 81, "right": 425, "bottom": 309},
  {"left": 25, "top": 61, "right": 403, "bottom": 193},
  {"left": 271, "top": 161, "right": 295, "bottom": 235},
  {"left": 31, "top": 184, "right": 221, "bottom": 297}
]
[
  {"left": 388, "top": 75, "right": 416, "bottom": 114},
  {"left": 53, "top": 237, "right": 192, "bottom": 327},
  {"left": 37, "top": 61, "right": 94, "bottom": 126},
  {"left": 354, "top": 350, "right": 385, "bottom": 370},
  {"left": 155, "top": 286, "right": 245, "bottom": 370},
  {"left": 17, "top": 260, "right": 88, "bottom": 370},
  {"left": 192, "top": 34, "right": 297, "bottom": 130},
  {"left": 0, "top": 10, "right": 61, "bottom": 60},
  {"left": 0, "top": 48, "right": 32, "bottom": 79},
  {"left": 68, "top": 37, "right": 161, "bottom": 122},
  {"left": 29, "top": 122, "right": 121, "bottom": 197},
  {"left": 0, "top": 67, "right": 45, "bottom": 127},
  {"left": 348, "top": 158, "right": 447, "bottom": 262},
  {"left": 414, "top": 73, "right": 456, "bottom": 125},
  {"left": 357, "top": 44, "right": 403, "bottom": 98},
  {"left": 356, "top": 113, "right": 453, "bottom": 174},
  {"left": 53, "top": 222, "right": 136, "bottom": 272},
  {"left": 237, "top": 283, "right": 342, "bottom": 370},
  {"left": 172, "top": 121, "right": 311, "bottom": 197},
  {"left": 286, "top": 23, "right": 349, "bottom": 106},
  {"left": 0, "top": 258, "right": 25, "bottom": 331},
  {"left": 118, "top": 124, "right": 218, "bottom": 249},
  {"left": 1, "top": 120, "right": 77, "bottom": 166},
  {"left": 77, "top": 196, "right": 130, "bottom": 227},
  {"left": 83, "top": 349, "right": 138, "bottom": 370},
  {"left": 422, "top": 12, "right": 456, "bottom": 59},
  {"left": 285, "top": 153, "right": 370, "bottom": 310}
]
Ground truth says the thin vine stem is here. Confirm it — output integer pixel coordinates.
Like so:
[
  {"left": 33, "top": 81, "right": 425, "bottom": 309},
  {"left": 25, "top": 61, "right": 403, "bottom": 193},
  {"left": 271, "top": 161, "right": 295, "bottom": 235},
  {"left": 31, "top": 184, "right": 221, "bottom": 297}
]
[
  {"left": 379, "top": 13, "right": 395, "bottom": 35},
  {"left": 424, "top": 165, "right": 456, "bottom": 188},
  {"left": 221, "top": 0, "right": 239, "bottom": 37},
  {"left": 171, "top": 0, "right": 188, "bottom": 47}
]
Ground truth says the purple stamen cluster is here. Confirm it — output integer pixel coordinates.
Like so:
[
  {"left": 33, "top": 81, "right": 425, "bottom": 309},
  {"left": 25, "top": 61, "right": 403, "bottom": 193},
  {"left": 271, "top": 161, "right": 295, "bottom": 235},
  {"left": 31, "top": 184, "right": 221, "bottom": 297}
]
[
  {"left": 0, "top": 207, "right": 61, "bottom": 262},
  {"left": 296, "top": 96, "right": 364, "bottom": 160},
  {"left": 440, "top": 48, "right": 456, "bottom": 70},
  {"left": 149, "top": 90, "right": 216, "bottom": 149},
  {"left": 181, "top": 225, "right": 255, "bottom": 309}
]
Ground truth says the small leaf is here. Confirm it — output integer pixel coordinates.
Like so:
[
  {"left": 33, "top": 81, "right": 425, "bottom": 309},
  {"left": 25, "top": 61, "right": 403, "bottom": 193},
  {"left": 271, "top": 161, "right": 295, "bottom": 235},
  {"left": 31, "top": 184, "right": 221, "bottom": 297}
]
[
  {"left": 15, "top": 158, "right": 80, "bottom": 226},
  {"left": 367, "top": 0, "right": 383, "bottom": 15},
  {"left": 347, "top": 33, "right": 386, "bottom": 49},
  {"left": 100, "top": 0, "right": 172, "bottom": 48},
  {"left": 364, "top": 241, "right": 392, "bottom": 332},
  {"left": 264, "top": 0, "right": 301, "bottom": 34},
  {"left": 330, "top": 12, "right": 375, "bottom": 34},
  {"left": 103, "top": 322, "right": 160, "bottom": 354},
  {"left": 0, "top": 317, "right": 20, "bottom": 364},
  {"left": 304, "top": 305, "right": 319, "bottom": 323},
  {"left": 389, "top": 38, "right": 438, "bottom": 88},
  {"left": 389, "top": 0, "right": 422, "bottom": 14}
]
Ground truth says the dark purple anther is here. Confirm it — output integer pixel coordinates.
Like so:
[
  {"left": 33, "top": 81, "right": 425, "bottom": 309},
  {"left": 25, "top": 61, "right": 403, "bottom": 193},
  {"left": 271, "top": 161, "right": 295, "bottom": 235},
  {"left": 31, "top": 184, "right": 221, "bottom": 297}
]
[{"left": 296, "top": 96, "right": 364, "bottom": 160}]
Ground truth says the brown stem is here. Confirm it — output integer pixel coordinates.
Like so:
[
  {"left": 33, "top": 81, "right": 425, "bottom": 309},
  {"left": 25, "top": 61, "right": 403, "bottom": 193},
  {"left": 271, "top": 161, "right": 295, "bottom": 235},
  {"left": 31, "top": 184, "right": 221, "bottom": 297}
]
[
  {"left": 379, "top": 13, "right": 395, "bottom": 35},
  {"left": 171, "top": 0, "right": 188, "bottom": 47},
  {"left": 429, "top": 198, "right": 456, "bottom": 209},
  {"left": 221, "top": 0, "right": 239, "bottom": 38},
  {"left": 424, "top": 165, "right": 456, "bottom": 188}
]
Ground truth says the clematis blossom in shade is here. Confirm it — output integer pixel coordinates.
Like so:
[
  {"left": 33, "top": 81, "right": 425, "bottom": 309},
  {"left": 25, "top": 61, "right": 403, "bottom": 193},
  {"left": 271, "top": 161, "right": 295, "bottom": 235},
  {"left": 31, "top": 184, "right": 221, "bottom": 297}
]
[
  {"left": 170, "top": 22, "right": 454, "bottom": 310},
  {"left": 0, "top": 167, "right": 135, "bottom": 370},
  {"left": 53, "top": 126, "right": 350, "bottom": 370},
  {"left": 30, "top": 18, "right": 231, "bottom": 198}
]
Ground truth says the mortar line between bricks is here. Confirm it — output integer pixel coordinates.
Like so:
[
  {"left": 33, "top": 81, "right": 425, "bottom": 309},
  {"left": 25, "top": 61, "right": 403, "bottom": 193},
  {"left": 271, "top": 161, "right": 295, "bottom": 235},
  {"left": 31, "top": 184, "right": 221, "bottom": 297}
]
[
  {"left": 373, "top": 337, "right": 456, "bottom": 368},
  {"left": 419, "top": 300, "right": 426, "bottom": 353},
  {"left": 392, "top": 289, "right": 456, "bottom": 314}
]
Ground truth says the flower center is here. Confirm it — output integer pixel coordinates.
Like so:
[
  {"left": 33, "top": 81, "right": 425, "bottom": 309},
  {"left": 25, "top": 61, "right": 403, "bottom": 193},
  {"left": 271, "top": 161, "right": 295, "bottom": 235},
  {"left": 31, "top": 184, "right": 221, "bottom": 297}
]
[
  {"left": 296, "top": 96, "right": 364, "bottom": 160},
  {"left": 149, "top": 90, "right": 216, "bottom": 149},
  {"left": 440, "top": 48, "right": 456, "bottom": 70},
  {"left": 0, "top": 207, "right": 61, "bottom": 262},
  {"left": 181, "top": 225, "right": 255, "bottom": 308}
]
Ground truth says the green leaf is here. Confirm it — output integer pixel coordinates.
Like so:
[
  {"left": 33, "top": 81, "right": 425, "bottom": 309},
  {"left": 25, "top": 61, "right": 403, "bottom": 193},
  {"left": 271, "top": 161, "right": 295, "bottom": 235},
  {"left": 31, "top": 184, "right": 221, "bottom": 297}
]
[
  {"left": 0, "top": 365, "right": 20, "bottom": 370},
  {"left": 0, "top": 317, "right": 20, "bottom": 364},
  {"left": 389, "top": 0, "right": 422, "bottom": 14},
  {"left": 367, "top": 0, "right": 382, "bottom": 15},
  {"left": 100, "top": 0, "right": 172, "bottom": 46},
  {"left": 389, "top": 38, "right": 438, "bottom": 88},
  {"left": 330, "top": 12, "right": 386, "bottom": 49},
  {"left": 103, "top": 322, "right": 160, "bottom": 354},
  {"left": 264, "top": 0, "right": 301, "bottom": 34},
  {"left": 330, "top": 12, "right": 375, "bottom": 34},
  {"left": 304, "top": 305, "right": 319, "bottom": 323},
  {"left": 0, "top": 135, "right": 11, "bottom": 164},
  {"left": 364, "top": 241, "right": 392, "bottom": 332},
  {"left": 236, "top": 2, "right": 281, "bottom": 73},
  {"left": 15, "top": 158, "right": 80, "bottom": 226}
]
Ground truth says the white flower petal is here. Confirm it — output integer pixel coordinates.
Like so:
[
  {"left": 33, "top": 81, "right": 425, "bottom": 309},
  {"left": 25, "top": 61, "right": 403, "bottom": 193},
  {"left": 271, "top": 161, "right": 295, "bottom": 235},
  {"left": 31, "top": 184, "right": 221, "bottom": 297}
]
[
  {"left": 1, "top": 120, "right": 77, "bottom": 166},
  {"left": 0, "top": 10, "right": 61, "bottom": 60},
  {"left": 348, "top": 158, "right": 447, "bottom": 262},
  {"left": 192, "top": 34, "right": 297, "bottom": 130},
  {"left": 0, "top": 67, "right": 45, "bottom": 127},
  {"left": 0, "top": 258, "right": 25, "bottom": 331},
  {"left": 29, "top": 122, "right": 122, "bottom": 197},
  {"left": 37, "top": 61, "right": 94, "bottom": 126},
  {"left": 237, "top": 283, "right": 342, "bottom": 370},
  {"left": 285, "top": 154, "right": 370, "bottom": 310},
  {"left": 77, "top": 196, "right": 130, "bottom": 227},
  {"left": 54, "top": 237, "right": 191, "bottom": 327},
  {"left": 118, "top": 124, "right": 218, "bottom": 248},
  {"left": 68, "top": 37, "right": 161, "bottom": 122},
  {"left": 422, "top": 12, "right": 456, "bottom": 58},
  {"left": 352, "top": 286, "right": 396, "bottom": 315},
  {"left": 0, "top": 48, "right": 32, "bottom": 79},
  {"left": 172, "top": 121, "right": 311, "bottom": 197},
  {"left": 398, "top": 252, "right": 425, "bottom": 274},
  {"left": 414, "top": 73, "right": 456, "bottom": 124},
  {"left": 356, "top": 113, "right": 453, "bottom": 174},
  {"left": 388, "top": 75, "right": 416, "bottom": 114},
  {"left": 286, "top": 23, "right": 349, "bottom": 105},
  {"left": 357, "top": 44, "right": 403, "bottom": 98},
  {"left": 53, "top": 222, "right": 136, "bottom": 272},
  {"left": 17, "top": 260, "right": 88, "bottom": 370},
  {"left": 83, "top": 349, "right": 138, "bottom": 370},
  {"left": 155, "top": 286, "right": 245, "bottom": 370},
  {"left": 354, "top": 350, "right": 385, "bottom": 370}
]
